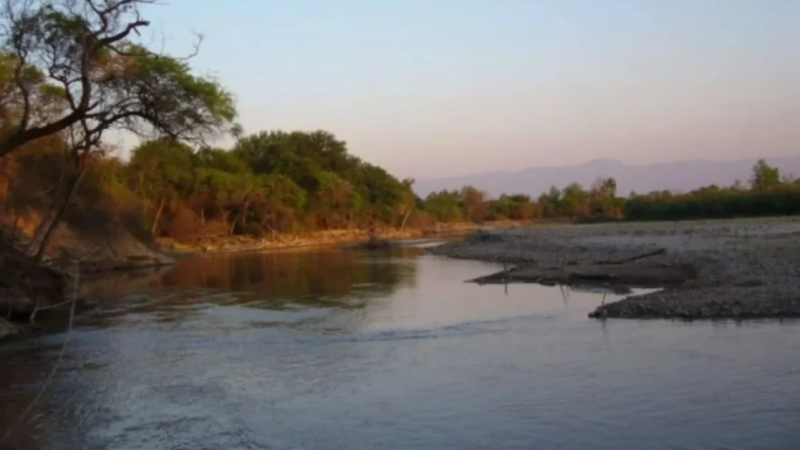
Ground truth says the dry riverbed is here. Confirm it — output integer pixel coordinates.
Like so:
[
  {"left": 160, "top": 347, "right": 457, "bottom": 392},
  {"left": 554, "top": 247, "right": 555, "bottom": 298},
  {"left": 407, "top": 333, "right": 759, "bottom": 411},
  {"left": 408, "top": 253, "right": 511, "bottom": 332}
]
[{"left": 428, "top": 217, "right": 800, "bottom": 320}]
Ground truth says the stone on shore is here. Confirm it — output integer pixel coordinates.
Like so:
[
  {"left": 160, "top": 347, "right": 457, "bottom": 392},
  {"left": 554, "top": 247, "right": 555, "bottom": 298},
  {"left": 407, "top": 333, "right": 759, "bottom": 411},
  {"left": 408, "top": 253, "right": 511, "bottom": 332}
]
[{"left": 589, "top": 283, "right": 800, "bottom": 320}]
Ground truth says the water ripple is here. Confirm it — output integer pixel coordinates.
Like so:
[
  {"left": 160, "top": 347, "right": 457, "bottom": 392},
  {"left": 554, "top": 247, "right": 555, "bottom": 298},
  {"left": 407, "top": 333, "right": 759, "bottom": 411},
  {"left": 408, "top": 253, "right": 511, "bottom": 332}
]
[{"left": 2, "top": 251, "right": 800, "bottom": 450}]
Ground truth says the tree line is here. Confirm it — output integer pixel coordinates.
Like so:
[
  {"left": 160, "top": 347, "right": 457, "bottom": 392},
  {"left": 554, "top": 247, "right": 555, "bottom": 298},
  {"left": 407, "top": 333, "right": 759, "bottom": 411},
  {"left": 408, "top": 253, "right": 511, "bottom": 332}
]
[
  {"left": 420, "top": 159, "right": 800, "bottom": 224},
  {"left": 624, "top": 159, "right": 800, "bottom": 221},
  {"left": 2, "top": 0, "right": 800, "bottom": 263}
]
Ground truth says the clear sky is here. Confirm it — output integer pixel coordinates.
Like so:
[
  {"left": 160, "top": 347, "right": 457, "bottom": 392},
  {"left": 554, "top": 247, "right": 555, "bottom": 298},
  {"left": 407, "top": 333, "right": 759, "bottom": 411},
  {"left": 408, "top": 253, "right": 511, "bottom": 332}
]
[{"left": 137, "top": 0, "right": 800, "bottom": 179}]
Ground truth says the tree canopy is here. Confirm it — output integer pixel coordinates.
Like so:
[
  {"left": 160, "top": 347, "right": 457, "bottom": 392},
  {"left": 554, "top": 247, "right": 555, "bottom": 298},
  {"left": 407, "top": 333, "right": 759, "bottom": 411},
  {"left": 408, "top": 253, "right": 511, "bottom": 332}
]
[{"left": 0, "top": 0, "right": 236, "bottom": 157}]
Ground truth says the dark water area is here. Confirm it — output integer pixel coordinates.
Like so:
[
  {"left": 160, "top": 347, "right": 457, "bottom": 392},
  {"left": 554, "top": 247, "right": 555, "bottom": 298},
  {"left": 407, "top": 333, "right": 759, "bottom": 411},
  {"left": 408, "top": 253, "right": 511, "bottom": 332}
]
[{"left": 1, "top": 244, "right": 800, "bottom": 450}]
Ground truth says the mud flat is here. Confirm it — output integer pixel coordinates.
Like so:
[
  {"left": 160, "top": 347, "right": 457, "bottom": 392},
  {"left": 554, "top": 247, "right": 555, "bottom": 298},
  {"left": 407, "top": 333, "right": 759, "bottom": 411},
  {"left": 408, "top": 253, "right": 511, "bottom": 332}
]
[{"left": 428, "top": 217, "right": 800, "bottom": 320}]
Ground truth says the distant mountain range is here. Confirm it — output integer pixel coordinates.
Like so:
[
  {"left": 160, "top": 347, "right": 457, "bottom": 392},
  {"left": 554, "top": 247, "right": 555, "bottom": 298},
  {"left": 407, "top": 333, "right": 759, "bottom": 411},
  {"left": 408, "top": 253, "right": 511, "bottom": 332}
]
[{"left": 413, "top": 156, "right": 800, "bottom": 198}]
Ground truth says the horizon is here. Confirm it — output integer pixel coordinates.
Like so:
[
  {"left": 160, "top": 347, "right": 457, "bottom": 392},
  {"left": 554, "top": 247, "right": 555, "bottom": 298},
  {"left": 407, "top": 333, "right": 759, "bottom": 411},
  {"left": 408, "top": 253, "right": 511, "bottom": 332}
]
[
  {"left": 413, "top": 154, "right": 800, "bottom": 182},
  {"left": 125, "top": 0, "right": 800, "bottom": 180}
]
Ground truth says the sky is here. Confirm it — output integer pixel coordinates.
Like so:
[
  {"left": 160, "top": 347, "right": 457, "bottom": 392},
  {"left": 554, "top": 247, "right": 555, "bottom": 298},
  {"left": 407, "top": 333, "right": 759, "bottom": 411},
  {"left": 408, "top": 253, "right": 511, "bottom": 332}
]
[{"left": 134, "top": 0, "right": 800, "bottom": 179}]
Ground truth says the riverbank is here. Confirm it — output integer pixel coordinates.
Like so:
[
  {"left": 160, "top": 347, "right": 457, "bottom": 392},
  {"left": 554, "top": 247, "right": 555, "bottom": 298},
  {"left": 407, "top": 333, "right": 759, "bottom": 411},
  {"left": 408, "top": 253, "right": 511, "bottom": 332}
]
[
  {"left": 155, "top": 222, "right": 507, "bottom": 256},
  {"left": 0, "top": 238, "right": 73, "bottom": 340},
  {"left": 428, "top": 217, "right": 800, "bottom": 320},
  {"left": 0, "top": 222, "right": 477, "bottom": 340}
]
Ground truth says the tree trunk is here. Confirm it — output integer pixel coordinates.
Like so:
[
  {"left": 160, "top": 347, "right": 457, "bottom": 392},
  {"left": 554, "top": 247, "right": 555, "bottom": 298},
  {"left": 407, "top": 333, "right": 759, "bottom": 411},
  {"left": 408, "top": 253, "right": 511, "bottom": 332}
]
[
  {"left": 150, "top": 197, "right": 166, "bottom": 237},
  {"left": 10, "top": 214, "right": 20, "bottom": 241},
  {"left": 228, "top": 215, "right": 237, "bottom": 236},
  {"left": 34, "top": 172, "right": 83, "bottom": 263},
  {"left": 242, "top": 199, "right": 251, "bottom": 230},
  {"left": 27, "top": 173, "right": 68, "bottom": 253},
  {"left": 400, "top": 209, "right": 412, "bottom": 230},
  {"left": 230, "top": 198, "right": 250, "bottom": 236}
]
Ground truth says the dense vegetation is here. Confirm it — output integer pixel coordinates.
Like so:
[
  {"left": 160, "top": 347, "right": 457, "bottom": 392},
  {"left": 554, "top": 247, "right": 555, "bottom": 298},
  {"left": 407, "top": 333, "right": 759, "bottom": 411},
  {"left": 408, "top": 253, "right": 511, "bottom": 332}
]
[
  {"left": 624, "top": 159, "right": 800, "bottom": 221},
  {"left": 126, "top": 132, "right": 419, "bottom": 240},
  {"left": 1, "top": 0, "right": 799, "bottom": 262}
]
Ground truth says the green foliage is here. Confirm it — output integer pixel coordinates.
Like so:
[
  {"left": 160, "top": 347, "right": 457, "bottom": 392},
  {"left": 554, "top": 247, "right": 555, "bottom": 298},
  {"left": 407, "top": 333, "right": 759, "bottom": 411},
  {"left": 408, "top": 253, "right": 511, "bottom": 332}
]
[
  {"left": 538, "top": 186, "right": 562, "bottom": 217},
  {"left": 259, "top": 174, "right": 307, "bottom": 211},
  {"left": 127, "top": 138, "right": 195, "bottom": 203},
  {"left": 424, "top": 190, "right": 464, "bottom": 223},
  {"left": 423, "top": 177, "right": 622, "bottom": 225},
  {"left": 115, "top": 43, "right": 238, "bottom": 141},
  {"left": 487, "top": 194, "right": 539, "bottom": 220},
  {"left": 750, "top": 159, "right": 781, "bottom": 191},
  {"left": 625, "top": 160, "right": 800, "bottom": 221},
  {"left": 355, "top": 163, "right": 404, "bottom": 222},
  {"left": 0, "top": 0, "right": 238, "bottom": 157},
  {"left": 121, "top": 129, "right": 417, "bottom": 240}
]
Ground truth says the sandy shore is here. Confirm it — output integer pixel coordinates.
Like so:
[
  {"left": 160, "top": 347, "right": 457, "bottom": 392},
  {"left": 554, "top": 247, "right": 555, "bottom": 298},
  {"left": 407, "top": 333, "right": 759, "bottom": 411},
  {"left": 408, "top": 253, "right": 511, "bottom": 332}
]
[{"left": 428, "top": 217, "right": 800, "bottom": 320}]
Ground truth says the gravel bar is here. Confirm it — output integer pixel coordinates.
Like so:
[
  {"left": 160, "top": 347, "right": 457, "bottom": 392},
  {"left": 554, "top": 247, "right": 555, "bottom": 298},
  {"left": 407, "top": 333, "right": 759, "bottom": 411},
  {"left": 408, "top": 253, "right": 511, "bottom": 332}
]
[{"left": 427, "top": 217, "right": 800, "bottom": 320}]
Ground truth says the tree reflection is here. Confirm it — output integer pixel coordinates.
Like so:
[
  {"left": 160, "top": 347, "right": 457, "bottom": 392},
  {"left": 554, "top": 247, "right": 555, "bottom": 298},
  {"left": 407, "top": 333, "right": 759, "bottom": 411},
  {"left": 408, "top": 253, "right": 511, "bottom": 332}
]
[
  {"left": 1, "top": 247, "right": 422, "bottom": 448},
  {"left": 76, "top": 247, "right": 420, "bottom": 325}
]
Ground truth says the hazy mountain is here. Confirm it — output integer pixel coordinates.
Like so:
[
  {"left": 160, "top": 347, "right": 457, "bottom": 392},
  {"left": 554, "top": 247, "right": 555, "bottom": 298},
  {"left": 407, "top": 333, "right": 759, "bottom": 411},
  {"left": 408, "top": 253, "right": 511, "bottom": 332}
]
[{"left": 413, "top": 156, "right": 800, "bottom": 198}]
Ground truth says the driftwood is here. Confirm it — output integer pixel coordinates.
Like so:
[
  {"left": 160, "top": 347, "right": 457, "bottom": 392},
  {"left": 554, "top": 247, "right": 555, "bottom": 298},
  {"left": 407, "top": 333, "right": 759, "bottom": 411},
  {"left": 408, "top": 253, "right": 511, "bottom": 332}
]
[
  {"left": 597, "top": 248, "right": 666, "bottom": 265},
  {"left": 571, "top": 272, "right": 615, "bottom": 281}
]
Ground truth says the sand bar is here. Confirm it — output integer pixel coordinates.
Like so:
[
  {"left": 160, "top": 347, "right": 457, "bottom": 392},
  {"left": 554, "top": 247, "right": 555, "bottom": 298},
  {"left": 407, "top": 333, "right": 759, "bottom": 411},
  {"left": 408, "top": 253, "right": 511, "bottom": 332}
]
[{"left": 427, "top": 217, "right": 800, "bottom": 320}]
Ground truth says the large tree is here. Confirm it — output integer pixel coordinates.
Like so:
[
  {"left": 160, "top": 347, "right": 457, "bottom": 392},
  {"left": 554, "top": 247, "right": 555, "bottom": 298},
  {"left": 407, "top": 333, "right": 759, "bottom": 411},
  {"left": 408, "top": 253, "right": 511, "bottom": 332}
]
[
  {"left": 0, "top": 0, "right": 236, "bottom": 158},
  {"left": 1, "top": 0, "right": 236, "bottom": 259}
]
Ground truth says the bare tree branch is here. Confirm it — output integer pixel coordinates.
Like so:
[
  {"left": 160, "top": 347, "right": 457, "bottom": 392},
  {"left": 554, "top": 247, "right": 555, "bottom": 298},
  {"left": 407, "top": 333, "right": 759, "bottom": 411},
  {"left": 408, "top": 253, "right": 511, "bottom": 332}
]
[{"left": 0, "top": 0, "right": 178, "bottom": 157}]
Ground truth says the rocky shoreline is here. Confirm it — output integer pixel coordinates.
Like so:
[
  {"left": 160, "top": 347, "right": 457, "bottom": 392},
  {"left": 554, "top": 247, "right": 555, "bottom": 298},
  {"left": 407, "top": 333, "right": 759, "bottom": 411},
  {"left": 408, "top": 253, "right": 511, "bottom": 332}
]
[{"left": 427, "top": 218, "right": 800, "bottom": 320}]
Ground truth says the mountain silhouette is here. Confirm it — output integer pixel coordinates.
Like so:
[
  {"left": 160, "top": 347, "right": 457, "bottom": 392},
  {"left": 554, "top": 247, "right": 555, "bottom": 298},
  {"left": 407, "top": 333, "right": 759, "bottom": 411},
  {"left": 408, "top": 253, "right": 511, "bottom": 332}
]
[{"left": 414, "top": 156, "right": 800, "bottom": 198}]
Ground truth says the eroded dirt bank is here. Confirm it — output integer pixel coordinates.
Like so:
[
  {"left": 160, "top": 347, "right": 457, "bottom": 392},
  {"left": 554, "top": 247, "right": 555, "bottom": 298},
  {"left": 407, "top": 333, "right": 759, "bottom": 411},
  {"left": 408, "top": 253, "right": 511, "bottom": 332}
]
[
  {"left": 428, "top": 217, "right": 800, "bottom": 320},
  {"left": 0, "top": 218, "right": 172, "bottom": 339}
]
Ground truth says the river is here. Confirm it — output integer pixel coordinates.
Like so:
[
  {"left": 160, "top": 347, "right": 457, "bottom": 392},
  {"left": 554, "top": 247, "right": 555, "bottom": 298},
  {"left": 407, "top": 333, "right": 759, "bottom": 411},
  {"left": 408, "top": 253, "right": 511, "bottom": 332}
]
[{"left": 1, "top": 243, "right": 799, "bottom": 450}]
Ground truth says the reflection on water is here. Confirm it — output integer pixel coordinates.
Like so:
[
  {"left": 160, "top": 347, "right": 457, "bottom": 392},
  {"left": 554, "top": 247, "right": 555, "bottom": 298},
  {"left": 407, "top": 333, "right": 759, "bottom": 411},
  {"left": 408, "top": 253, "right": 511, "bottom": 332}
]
[{"left": 1, "top": 246, "right": 800, "bottom": 450}]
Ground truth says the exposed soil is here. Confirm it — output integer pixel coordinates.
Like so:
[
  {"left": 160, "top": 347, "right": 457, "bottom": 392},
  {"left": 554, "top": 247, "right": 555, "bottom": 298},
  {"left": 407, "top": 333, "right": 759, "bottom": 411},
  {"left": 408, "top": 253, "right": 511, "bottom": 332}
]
[
  {"left": 428, "top": 217, "right": 800, "bottom": 320},
  {"left": 0, "top": 217, "right": 169, "bottom": 339}
]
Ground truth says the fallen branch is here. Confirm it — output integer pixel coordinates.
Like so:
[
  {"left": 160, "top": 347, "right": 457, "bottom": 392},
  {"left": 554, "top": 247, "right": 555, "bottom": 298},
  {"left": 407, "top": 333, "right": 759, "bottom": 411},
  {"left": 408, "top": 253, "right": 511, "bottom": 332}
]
[
  {"left": 597, "top": 248, "right": 666, "bottom": 265},
  {"left": 29, "top": 297, "right": 78, "bottom": 323}
]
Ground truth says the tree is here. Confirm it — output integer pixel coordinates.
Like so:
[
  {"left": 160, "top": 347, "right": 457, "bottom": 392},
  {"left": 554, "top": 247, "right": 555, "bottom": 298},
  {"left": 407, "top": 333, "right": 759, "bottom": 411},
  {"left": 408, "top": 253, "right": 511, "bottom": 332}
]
[
  {"left": 127, "top": 139, "right": 196, "bottom": 235},
  {"left": 750, "top": 159, "right": 780, "bottom": 191},
  {"left": 460, "top": 185, "right": 488, "bottom": 222},
  {"left": 506, "top": 194, "right": 538, "bottom": 220},
  {"left": 252, "top": 174, "right": 306, "bottom": 234},
  {"left": 1, "top": 0, "right": 236, "bottom": 259},
  {"left": 354, "top": 163, "right": 404, "bottom": 223},
  {"left": 424, "top": 190, "right": 463, "bottom": 223},
  {"left": 538, "top": 185, "right": 561, "bottom": 217},
  {"left": 589, "top": 177, "right": 619, "bottom": 216},
  {"left": 397, "top": 178, "right": 416, "bottom": 230},
  {"left": 560, "top": 182, "right": 589, "bottom": 216},
  {"left": 0, "top": 0, "right": 237, "bottom": 159},
  {"left": 311, "top": 171, "right": 362, "bottom": 229},
  {"left": 233, "top": 131, "right": 324, "bottom": 192}
]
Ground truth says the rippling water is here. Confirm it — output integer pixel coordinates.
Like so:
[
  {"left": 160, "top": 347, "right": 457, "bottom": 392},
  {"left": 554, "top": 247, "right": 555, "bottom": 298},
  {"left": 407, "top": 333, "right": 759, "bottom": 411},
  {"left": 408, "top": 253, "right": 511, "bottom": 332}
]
[{"left": 1, "top": 245, "right": 800, "bottom": 450}]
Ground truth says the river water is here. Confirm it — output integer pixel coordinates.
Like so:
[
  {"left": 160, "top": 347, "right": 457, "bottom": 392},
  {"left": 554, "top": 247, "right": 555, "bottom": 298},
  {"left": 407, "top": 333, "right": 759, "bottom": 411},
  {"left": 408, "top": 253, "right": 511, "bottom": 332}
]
[{"left": 1, "top": 244, "right": 799, "bottom": 450}]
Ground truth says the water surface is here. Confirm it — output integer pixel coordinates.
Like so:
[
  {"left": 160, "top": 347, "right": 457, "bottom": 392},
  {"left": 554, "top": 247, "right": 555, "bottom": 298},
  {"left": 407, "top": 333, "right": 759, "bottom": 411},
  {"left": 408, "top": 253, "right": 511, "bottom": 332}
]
[{"left": 1, "top": 246, "right": 799, "bottom": 450}]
